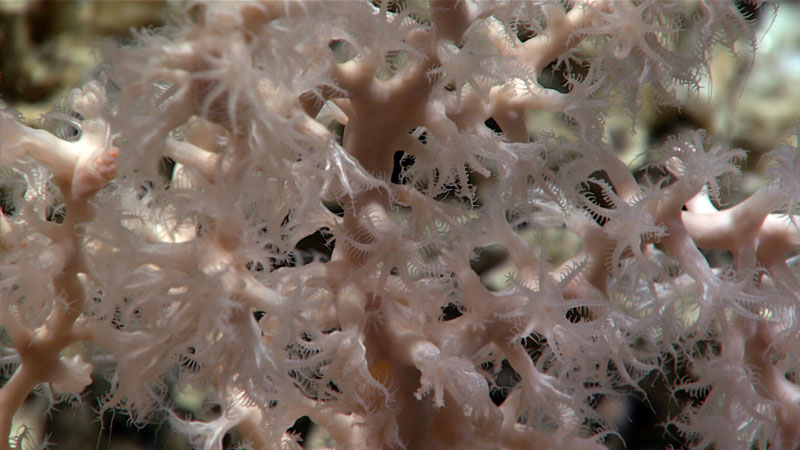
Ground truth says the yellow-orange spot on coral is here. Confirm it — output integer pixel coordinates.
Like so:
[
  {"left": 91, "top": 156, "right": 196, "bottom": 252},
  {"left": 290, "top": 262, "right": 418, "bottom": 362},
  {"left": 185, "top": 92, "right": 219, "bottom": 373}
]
[{"left": 369, "top": 360, "right": 392, "bottom": 384}]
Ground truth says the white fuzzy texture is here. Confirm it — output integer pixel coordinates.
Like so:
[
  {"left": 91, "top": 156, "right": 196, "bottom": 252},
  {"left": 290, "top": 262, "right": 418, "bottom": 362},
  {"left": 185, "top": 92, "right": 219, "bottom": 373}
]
[{"left": 0, "top": 1, "right": 797, "bottom": 450}]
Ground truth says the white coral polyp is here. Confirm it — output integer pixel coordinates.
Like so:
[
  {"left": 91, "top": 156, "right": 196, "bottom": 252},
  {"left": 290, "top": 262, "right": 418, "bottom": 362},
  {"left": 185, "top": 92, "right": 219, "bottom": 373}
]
[{"left": 52, "top": 354, "right": 93, "bottom": 394}]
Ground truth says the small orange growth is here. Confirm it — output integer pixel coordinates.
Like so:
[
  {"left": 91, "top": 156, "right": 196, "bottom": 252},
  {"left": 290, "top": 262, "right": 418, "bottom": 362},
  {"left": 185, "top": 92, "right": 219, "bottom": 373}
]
[{"left": 369, "top": 360, "right": 392, "bottom": 384}]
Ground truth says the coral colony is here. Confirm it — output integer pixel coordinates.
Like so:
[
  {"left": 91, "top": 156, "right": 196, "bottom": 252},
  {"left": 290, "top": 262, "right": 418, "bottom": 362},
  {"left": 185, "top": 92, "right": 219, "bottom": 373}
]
[{"left": 1, "top": 1, "right": 798, "bottom": 449}]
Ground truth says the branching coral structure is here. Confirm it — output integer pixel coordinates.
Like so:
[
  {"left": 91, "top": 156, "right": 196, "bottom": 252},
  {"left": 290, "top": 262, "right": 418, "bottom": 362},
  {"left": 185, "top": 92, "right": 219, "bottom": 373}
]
[{"left": 1, "top": 1, "right": 798, "bottom": 449}]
